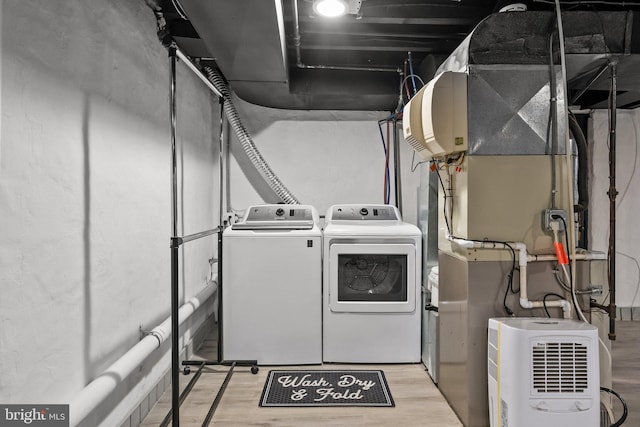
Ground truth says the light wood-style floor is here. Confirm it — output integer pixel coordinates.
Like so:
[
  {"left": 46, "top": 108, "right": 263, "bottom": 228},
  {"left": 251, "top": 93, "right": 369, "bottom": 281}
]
[
  {"left": 143, "top": 321, "right": 639, "bottom": 426},
  {"left": 611, "top": 321, "right": 640, "bottom": 427},
  {"left": 141, "top": 327, "right": 461, "bottom": 426}
]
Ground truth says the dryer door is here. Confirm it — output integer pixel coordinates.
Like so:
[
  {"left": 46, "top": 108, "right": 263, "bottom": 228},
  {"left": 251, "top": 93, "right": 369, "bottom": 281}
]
[{"left": 328, "top": 243, "right": 416, "bottom": 313}]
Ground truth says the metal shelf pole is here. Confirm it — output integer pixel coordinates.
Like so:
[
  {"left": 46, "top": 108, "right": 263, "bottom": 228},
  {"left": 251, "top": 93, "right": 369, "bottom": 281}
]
[
  {"left": 169, "top": 44, "right": 180, "bottom": 427},
  {"left": 167, "top": 45, "right": 257, "bottom": 426}
]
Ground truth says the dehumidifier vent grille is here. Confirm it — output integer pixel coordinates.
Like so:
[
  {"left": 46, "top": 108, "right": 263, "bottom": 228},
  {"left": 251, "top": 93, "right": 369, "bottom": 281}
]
[{"left": 531, "top": 342, "right": 589, "bottom": 393}]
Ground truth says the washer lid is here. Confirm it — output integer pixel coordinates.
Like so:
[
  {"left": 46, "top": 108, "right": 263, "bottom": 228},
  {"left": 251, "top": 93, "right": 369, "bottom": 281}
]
[{"left": 232, "top": 204, "right": 316, "bottom": 230}]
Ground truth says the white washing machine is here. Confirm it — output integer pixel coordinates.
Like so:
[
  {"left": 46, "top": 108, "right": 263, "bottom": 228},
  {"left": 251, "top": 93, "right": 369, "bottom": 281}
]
[
  {"left": 222, "top": 204, "right": 322, "bottom": 365},
  {"left": 323, "top": 204, "right": 422, "bottom": 363}
]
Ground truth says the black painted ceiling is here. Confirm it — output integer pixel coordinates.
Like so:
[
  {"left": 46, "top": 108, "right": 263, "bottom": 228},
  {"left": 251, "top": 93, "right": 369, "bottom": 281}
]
[{"left": 152, "top": 0, "right": 640, "bottom": 110}]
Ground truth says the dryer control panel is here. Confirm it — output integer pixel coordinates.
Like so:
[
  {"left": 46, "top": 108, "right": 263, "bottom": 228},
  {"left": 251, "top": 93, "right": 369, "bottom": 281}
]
[{"left": 330, "top": 205, "right": 399, "bottom": 221}]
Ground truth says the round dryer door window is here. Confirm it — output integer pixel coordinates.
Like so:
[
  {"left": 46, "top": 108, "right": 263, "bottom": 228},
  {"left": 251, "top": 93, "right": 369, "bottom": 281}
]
[
  {"left": 328, "top": 243, "right": 417, "bottom": 313},
  {"left": 339, "top": 254, "right": 407, "bottom": 301}
]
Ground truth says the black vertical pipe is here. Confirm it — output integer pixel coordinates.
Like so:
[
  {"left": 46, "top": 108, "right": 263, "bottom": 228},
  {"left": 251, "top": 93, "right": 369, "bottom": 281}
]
[
  {"left": 218, "top": 98, "right": 225, "bottom": 227},
  {"left": 393, "top": 118, "right": 402, "bottom": 213},
  {"left": 169, "top": 45, "right": 181, "bottom": 426},
  {"left": 217, "top": 98, "right": 225, "bottom": 364},
  {"left": 607, "top": 61, "right": 618, "bottom": 340}
]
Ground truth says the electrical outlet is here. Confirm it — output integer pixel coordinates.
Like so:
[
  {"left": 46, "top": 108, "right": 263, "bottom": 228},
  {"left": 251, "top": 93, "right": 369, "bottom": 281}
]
[{"left": 543, "top": 209, "right": 567, "bottom": 231}]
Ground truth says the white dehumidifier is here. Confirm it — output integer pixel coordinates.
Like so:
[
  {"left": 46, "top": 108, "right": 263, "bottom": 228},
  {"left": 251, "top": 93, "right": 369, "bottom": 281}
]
[{"left": 488, "top": 318, "right": 599, "bottom": 427}]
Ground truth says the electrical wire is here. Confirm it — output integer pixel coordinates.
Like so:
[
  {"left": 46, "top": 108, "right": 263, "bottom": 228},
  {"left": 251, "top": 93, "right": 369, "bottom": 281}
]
[
  {"left": 410, "top": 151, "right": 428, "bottom": 172},
  {"left": 553, "top": 267, "right": 594, "bottom": 294},
  {"left": 467, "top": 238, "right": 519, "bottom": 316},
  {"left": 600, "top": 387, "right": 628, "bottom": 427},
  {"left": 552, "top": 0, "right": 587, "bottom": 325},
  {"left": 543, "top": 292, "right": 567, "bottom": 317},
  {"left": 171, "top": 0, "right": 189, "bottom": 20},
  {"left": 554, "top": 214, "right": 589, "bottom": 322},
  {"left": 433, "top": 163, "right": 452, "bottom": 235},
  {"left": 432, "top": 162, "right": 519, "bottom": 314},
  {"left": 403, "top": 60, "right": 412, "bottom": 100},
  {"left": 401, "top": 75, "right": 426, "bottom": 95},
  {"left": 377, "top": 121, "right": 391, "bottom": 204},
  {"left": 502, "top": 255, "right": 519, "bottom": 316},
  {"left": 408, "top": 51, "right": 418, "bottom": 95}
]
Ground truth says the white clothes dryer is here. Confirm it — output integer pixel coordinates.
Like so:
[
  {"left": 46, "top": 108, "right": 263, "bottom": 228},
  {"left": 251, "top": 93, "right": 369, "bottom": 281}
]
[
  {"left": 223, "top": 204, "right": 322, "bottom": 365},
  {"left": 322, "top": 204, "right": 422, "bottom": 363}
]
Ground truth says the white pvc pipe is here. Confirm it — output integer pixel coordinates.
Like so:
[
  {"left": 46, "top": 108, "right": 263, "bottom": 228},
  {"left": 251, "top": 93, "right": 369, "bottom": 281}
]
[
  {"left": 527, "top": 251, "right": 607, "bottom": 262},
  {"left": 69, "top": 281, "right": 217, "bottom": 426},
  {"left": 448, "top": 236, "right": 571, "bottom": 318}
]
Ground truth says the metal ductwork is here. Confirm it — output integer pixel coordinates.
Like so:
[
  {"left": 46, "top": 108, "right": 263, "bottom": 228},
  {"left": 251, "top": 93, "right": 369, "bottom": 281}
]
[
  {"left": 167, "top": 2, "right": 640, "bottom": 111},
  {"left": 174, "top": 0, "right": 400, "bottom": 110},
  {"left": 437, "top": 10, "right": 640, "bottom": 109}
]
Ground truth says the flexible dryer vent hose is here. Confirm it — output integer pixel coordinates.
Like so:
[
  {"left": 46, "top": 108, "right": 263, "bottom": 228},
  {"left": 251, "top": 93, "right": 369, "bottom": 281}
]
[{"left": 203, "top": 66, "right": 300, "bottom": 205}]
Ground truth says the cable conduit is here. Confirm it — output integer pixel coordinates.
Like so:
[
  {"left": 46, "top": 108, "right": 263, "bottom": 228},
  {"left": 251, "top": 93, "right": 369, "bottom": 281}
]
[
  {"left": 203, "top": 66, "right": 300, "bottom": 204},
  {"left": 69, "top": 281, "right": 217, "bottom": 426}
]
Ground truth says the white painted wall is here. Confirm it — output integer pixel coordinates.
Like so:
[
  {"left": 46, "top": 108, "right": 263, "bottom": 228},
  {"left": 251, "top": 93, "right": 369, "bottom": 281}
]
[
  {"left": 590, "top": 109, "right": 640, "bottom": 310},
  {"left": 0, "top": 1, "right": 422, "bottom": 425},
  {"left": 229, "top": 96, "right": 422, "bottom": 225},
  {"left": 0, "top": 0, "right": 219, "bottom": 424}
]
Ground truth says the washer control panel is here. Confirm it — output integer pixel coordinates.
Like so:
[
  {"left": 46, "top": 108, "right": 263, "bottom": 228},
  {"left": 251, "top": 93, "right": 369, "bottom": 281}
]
[{"left": 245, "top": 205, "right": 312, "bottom": 221}]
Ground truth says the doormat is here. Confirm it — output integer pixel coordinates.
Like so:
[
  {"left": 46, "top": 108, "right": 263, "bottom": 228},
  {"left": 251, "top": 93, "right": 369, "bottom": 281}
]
[{"left": 259, "top": 370, "right": 394, "bottom": 407}]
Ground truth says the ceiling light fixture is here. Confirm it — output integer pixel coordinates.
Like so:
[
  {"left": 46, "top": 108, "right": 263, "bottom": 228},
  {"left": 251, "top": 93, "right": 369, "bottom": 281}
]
[{"left": 313, "top": 0, "right": 348, "bottom": 18}]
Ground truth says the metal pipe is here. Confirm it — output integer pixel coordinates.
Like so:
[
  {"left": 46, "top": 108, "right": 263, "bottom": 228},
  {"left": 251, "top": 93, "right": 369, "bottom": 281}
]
[
  {"left": 291, "top": 0, "right": 400, "bottom": 73},
  {"left": 549, "top": 34, "right": 558, "bottom": 208},
  {"left": 296, "top": 62, "right": 401, "bottom": 73},
  {"left": 169, "top": 44, "right": 181, "bottom": 427},
  {"left": 217, "top": 230, "right": 223, "bottom": 363},
  {"left": 570, "top": 62, "right": 609, "bottom": 105},
  {"left": 393, "top": 119, "right": 402, "bottom": 213},
  {"left": 607, "top": 60, "right": 618, "bottom": 340},
  {"left": 159, "top": 362, "right": 207, "bottom": 427},
  {"left": 182, "top": 360, "right": 257, "bottom": 366},
  {"left": 170, "top": 46, "right": 179, "bottom": 242},
  {"left": 225, "top": 119, "right": 232, "bottom": 217},
  {"left": 219, "top": 99, "right": 225, "bottom": 227},
  {"left": 171, "top": 228, "right": 219, "bottom": 248},
  {"left": 202, "top": 362, "right": 236, "bottom": 426},
  {"left": 175, "top": 48, "right": 223, "bottom": 98}
]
